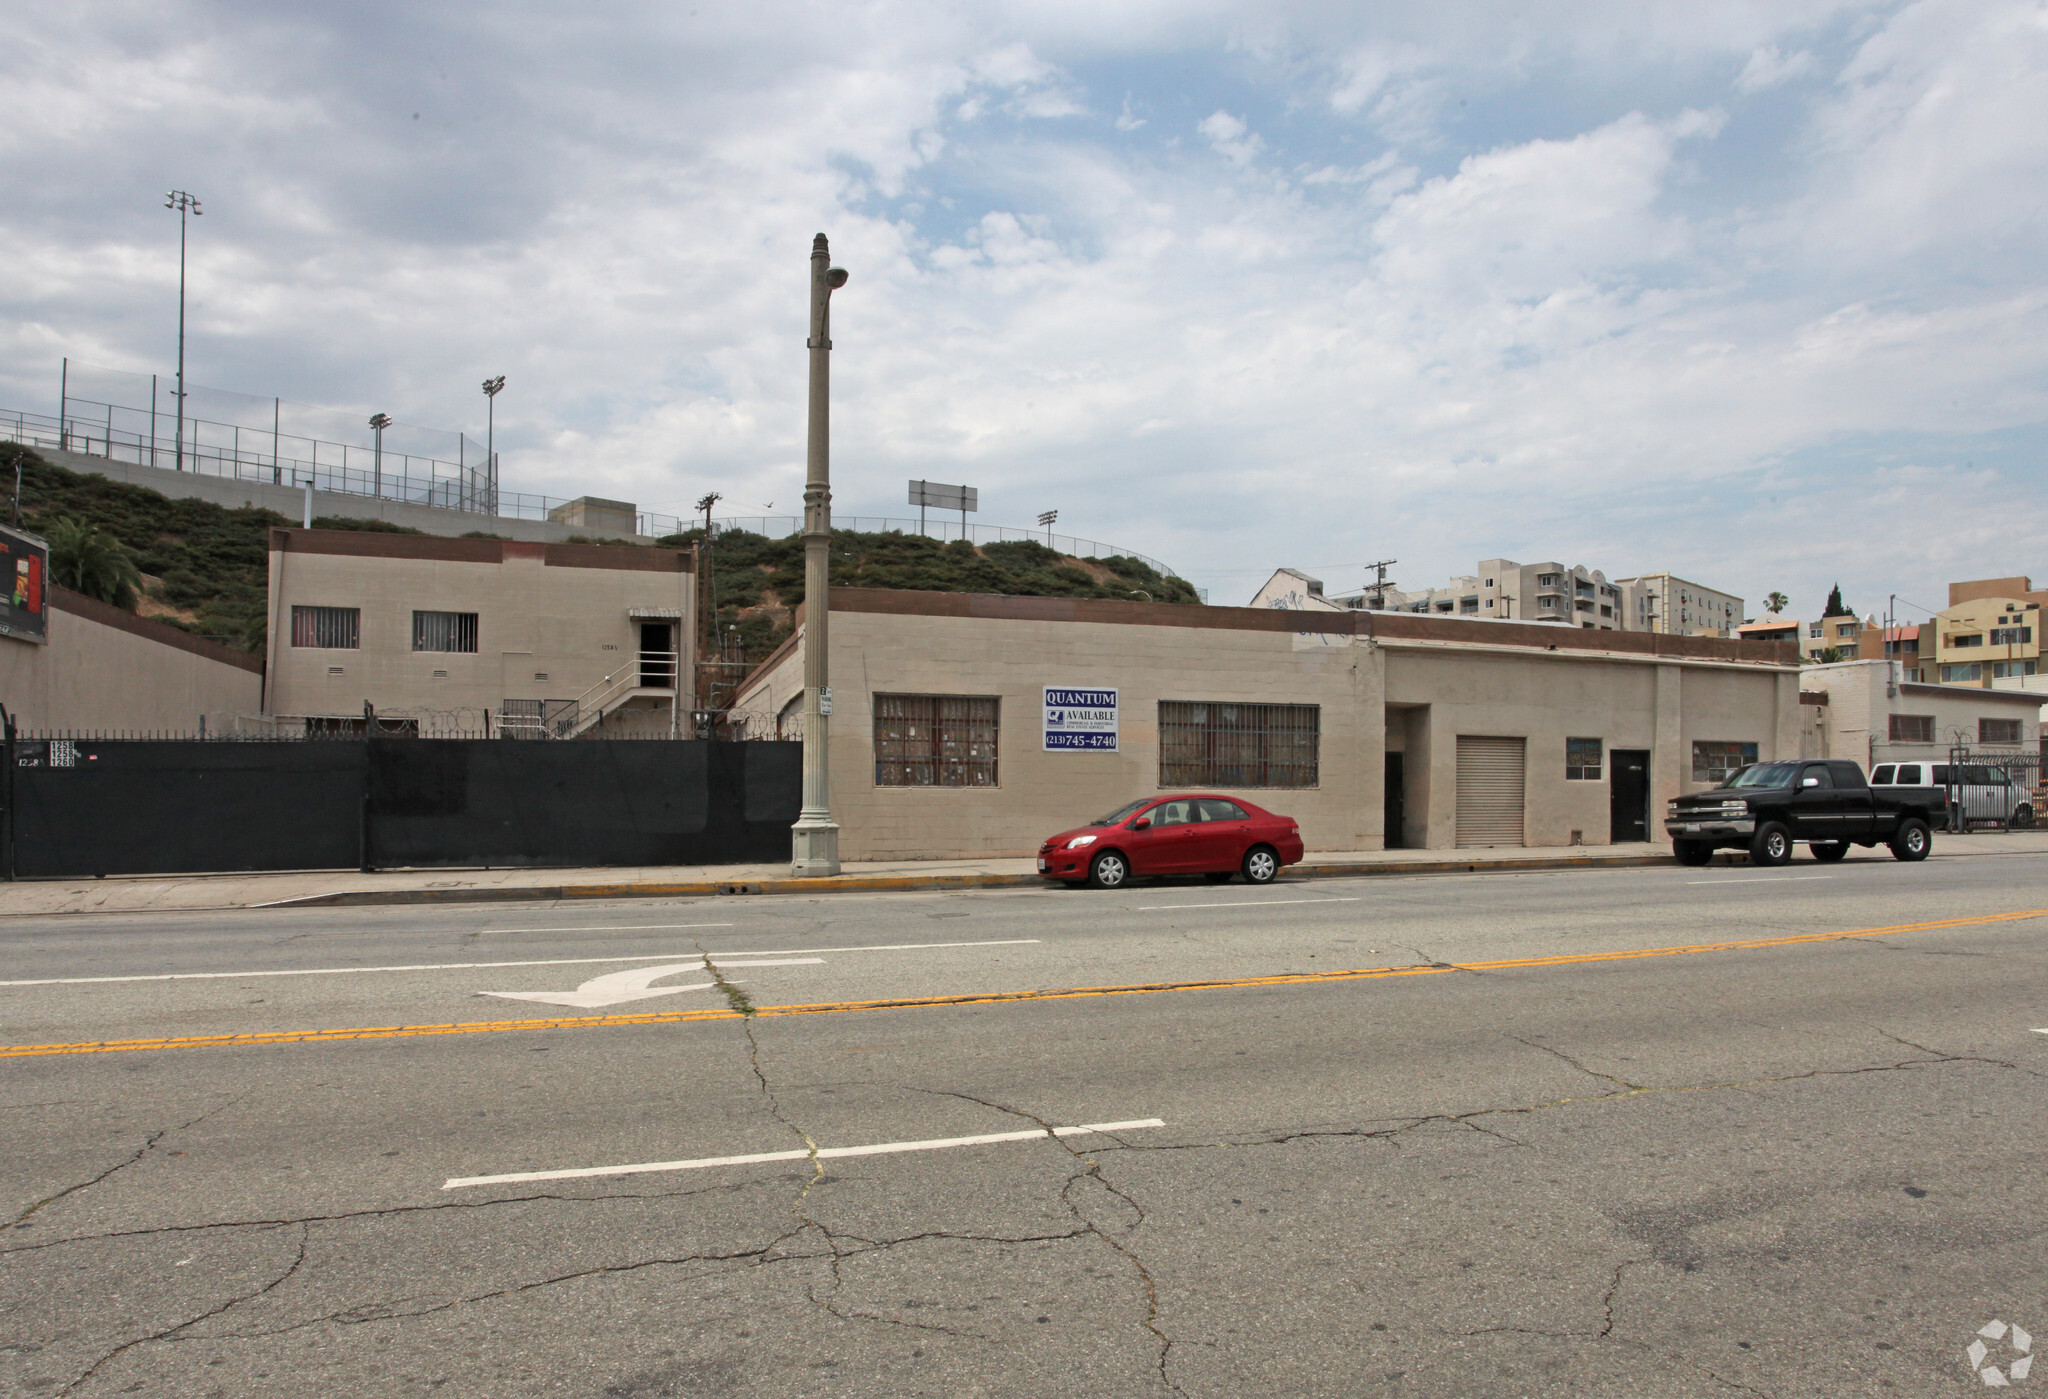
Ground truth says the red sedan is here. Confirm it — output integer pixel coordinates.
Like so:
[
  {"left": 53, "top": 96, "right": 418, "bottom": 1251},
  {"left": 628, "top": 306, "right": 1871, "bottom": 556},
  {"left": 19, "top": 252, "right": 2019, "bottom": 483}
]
[{"left": 1038, "top": 794, "right": 1305, "bottom": 889}]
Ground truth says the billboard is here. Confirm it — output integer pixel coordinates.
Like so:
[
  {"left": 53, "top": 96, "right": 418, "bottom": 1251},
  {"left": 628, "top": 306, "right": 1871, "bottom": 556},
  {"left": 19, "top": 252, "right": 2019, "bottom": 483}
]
[
  {"left": 1044, "top": 687, "right": 1117, "bottom": 751},
  {"left": 0, "top": 525, "right": 49, "bottom": 645}
]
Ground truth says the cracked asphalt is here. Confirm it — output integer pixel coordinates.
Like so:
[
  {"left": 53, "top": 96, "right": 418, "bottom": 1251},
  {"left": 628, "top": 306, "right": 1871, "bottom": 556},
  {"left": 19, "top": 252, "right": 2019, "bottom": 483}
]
[{"left": 4, "top": 849, "right": 2047, "bottom": 1397}]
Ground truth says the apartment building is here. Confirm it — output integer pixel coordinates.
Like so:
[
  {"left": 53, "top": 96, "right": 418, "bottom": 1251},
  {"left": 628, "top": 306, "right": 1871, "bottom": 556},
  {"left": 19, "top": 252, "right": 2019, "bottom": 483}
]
[{"left": 1615, "top": 573, "right": 1744, "bottom": 638}]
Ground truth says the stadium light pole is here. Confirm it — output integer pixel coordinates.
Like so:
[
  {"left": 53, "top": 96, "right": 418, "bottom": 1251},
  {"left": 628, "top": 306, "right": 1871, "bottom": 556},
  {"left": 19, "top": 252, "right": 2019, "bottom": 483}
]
[
  {"left": 369, "top": 413, "right": 391, "bottom": 499},
  {"left": 164, "top": 190, "right": 202, "bottom": 471},
  {"left": 792, "top": 233, "right": 849, "bottom": 877},
  {"left": 481, "top": 375, "right": 504, "bottom": 512},
  {"left": 1038, "top": 509, "right": 1057, "bottom": 546}
]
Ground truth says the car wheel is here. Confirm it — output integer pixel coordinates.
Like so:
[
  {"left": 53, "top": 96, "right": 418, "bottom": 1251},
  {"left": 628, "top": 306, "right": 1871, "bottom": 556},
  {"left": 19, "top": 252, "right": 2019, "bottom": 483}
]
[
  {"left": 1890, "top": 818, "right": 1931, "bottom": 862},
  {"left": 1809, "top": 841, "right": 1850, "bottom": 862},
  {"left": 1748, "top": 822, "right": 1793, "bottom": 867},
  {"left": 1673, "top": 839, "right": 1713, "bottom": 867},
  {"left": 1242, "top": 845, "right": 1280, "bottom": 884},
  {"left": 2014, "top": 804, "right": 2035, "bottom": 830},
  {"left": 1204, "top": 871, "right": 1235, "bottom": 883},
  {"left": 1087, "top": 850, "right": 1129, "bottom": 889}
]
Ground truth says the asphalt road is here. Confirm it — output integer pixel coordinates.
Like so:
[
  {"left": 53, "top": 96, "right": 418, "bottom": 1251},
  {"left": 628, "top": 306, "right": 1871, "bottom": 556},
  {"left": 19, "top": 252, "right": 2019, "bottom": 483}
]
[{"left": 4, "top": 847, "right": 2047, "bottom": 1398}]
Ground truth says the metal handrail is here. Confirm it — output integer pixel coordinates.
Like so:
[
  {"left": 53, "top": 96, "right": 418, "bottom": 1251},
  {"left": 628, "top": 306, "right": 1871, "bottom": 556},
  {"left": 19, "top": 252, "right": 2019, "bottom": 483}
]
[{"left": 558, "top": 651, "right": 680, "bottom": 737}]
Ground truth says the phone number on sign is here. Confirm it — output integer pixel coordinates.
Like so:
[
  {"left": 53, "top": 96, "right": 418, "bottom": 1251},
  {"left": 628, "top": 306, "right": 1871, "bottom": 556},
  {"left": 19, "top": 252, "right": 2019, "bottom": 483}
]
[{"left": 1046, "top": 732, "right": 1118, "bottom": 750}]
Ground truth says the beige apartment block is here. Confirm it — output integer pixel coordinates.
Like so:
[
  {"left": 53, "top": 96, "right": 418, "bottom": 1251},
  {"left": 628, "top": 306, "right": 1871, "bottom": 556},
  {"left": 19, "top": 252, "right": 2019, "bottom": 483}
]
[
  {"left": 1931, "top": 592, "right": 2041, "bottom": 688},
  {"left": 1616, "top": 572, "right": 1743, "bottom": 638},
  {"left": 735, "top": 589, "right": 1799, "bottom": 861},
  {"left": 1798, "top": 660, "right": 2041, "bottom": 762},
  {"left": 266, "top": 529, "right": 695, "bottom": 734},
  {"left": 0, "top": 586, "right": 262, "bottom": 732}
]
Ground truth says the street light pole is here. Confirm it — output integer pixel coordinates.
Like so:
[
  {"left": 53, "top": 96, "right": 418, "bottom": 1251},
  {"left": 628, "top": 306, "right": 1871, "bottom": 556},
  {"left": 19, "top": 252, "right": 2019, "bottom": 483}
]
[
  {"left": 792, "top": 233, "right": 848, "bottom": 877},
  {"left": 164, "top": 190, "right": 202, "bottom": 471},
  {"left": 481, "top": 376, "right": 504, "bottom": 514}
]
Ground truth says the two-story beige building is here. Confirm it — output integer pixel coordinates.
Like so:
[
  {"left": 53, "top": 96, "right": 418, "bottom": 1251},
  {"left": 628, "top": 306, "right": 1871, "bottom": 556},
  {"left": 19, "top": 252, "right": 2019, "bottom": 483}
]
[
  {"left": 1932, "top": 581, "right": 2041, "bottom": 687},
  {"left": 265, "top": 529, "right": 696, "bottom": 735},
  {"left": 735, "top": 589, "right": 1800, "bottom": 860}
]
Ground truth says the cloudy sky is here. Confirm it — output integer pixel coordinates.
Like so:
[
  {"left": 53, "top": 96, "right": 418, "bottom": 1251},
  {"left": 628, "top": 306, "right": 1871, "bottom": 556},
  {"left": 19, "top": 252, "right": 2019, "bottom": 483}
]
[{"left": 5, "top": 0, "right": 2045, "bottom": 620}]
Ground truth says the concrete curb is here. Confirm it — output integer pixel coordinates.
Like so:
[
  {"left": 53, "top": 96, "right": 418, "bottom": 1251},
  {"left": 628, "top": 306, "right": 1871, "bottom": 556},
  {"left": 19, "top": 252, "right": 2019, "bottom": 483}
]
[{"left": 258, "top": 850, "right": 1675, "bottom": 909}]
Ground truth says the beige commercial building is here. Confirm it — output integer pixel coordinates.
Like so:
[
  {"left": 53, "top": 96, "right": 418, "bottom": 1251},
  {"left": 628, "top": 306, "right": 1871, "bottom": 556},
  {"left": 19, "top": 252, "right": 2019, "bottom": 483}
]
[
  {"left": 735, "top": 589, "right": 1800, "bottom": 861},
  {"left": 1797, "top": 660, "right": 2041, "bottom": 765},
  {"left": 1616, "top": 572, "right": 1743, "bottom": 638},
  {"left": 265, "top": 529, "right": 696, "bottom": 735},
  {"left": 0, "top": 586, "right": 262, "bottom": 733}
]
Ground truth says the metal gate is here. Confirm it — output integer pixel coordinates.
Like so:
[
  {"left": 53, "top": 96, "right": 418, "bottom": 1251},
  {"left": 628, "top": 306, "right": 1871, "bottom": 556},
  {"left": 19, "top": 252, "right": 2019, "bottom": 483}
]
[
  {"left": 6, "top": 735, "right": 803, "bottom": 878},
  {"left": 1455, "top": 735, "right": 1526, "bottom": 848}
]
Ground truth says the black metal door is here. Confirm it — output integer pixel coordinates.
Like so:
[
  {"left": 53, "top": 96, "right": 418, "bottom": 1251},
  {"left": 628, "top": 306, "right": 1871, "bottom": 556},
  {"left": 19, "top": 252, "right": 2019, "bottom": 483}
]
[
  {"left": 1384, "top": 752, "right": 1405, "bottom": 850},
  {"left": 1610, "top": 749, "right": 1650, "bottom": 843},
  {"left": 639, "top": 622, "right": 674, "bottom": 688}
]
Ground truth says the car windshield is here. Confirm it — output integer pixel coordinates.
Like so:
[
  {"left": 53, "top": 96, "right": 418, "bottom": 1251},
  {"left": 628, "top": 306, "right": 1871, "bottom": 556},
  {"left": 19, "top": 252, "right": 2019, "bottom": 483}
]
[
  {"left": 1722, "top": 762, "right": 1800, "bottom": 789},
  {"left": 1091, "top": 798, "right": 1156, "bottom": 827}
]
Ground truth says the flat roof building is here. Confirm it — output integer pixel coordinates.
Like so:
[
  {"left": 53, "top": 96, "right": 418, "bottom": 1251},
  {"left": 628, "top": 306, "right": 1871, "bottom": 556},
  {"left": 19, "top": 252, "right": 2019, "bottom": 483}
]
[
  {"left": 735, "top": 588, "right": 1800, "bottom": 861},
  {"left": 265, "top": 528, "right": 696, "bottom": 736}
]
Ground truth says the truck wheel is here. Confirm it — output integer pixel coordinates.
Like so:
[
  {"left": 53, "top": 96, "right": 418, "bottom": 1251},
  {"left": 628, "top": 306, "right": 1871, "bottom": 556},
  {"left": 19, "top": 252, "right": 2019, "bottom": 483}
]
[
  {"left": 1889, "top": 819, "right": 1931, "bottom": 863},
  {"left": 1673, "top": 840, "right": 1713, "bottom": 867},
  {"left": 1087, "top": 850, "right": 1130, "bottom": 889},
  {"left": 1809, "top": 841, "right": 1850, "bottom": 862},
  {"left": 2014, "top": 804, "right": 2035, "bottom": 830},
  {"left": 1748, "top": 822, "right": 1793, "bottom": 867}
]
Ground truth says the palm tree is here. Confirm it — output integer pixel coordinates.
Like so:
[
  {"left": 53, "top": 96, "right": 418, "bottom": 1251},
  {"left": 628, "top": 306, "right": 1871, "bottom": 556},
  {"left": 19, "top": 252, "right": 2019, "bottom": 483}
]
[
  {"left": 44, "top": 516, "right": 140, "bottom": 610},
  {"left": 1765, "top": 591, "right": 1789, "bottom": 614}
]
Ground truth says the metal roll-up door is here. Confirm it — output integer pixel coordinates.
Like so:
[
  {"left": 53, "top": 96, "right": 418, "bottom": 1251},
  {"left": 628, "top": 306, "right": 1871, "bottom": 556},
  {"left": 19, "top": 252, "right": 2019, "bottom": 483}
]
[{"left": 1456, "top": 735, "right": 1526, "bottom": 848}]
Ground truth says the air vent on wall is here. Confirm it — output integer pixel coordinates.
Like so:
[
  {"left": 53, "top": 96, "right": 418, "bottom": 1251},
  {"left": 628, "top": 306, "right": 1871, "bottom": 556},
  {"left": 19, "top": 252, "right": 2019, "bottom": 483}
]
[
  {"left": 433, "top": 669, "right": 448, "bottom": 679},
  {"left": 327, "top": 666, "right": 344, "bottom": 676},
  {"left": 534, "top": 672, "right": 549, "bottom": 681}
]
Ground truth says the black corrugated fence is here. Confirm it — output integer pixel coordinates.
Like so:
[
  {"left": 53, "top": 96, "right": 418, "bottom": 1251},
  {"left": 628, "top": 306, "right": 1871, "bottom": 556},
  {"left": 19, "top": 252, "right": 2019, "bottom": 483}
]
[{"left": 5, "top": 737, "right": 802, "bottom": 878}]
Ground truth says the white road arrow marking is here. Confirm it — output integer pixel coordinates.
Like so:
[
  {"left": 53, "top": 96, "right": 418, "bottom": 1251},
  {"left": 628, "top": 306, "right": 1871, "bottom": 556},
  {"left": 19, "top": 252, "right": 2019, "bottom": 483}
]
[{"left": 481, "top": 958, "right": 823, "bottom": 1009}]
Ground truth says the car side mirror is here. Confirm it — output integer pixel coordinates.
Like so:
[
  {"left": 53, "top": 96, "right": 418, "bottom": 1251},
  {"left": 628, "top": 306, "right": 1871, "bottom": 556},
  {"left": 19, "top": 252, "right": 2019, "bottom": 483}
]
[
  {"left": 1131, "top": 818, "right": 1151, "bottom": 830},
  {"left": 1802, "top": 777, "right": 1820, "bottom": 787}
]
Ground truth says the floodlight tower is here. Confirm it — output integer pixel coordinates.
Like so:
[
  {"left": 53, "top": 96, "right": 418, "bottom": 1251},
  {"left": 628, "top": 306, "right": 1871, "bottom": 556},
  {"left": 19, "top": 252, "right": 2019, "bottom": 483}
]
[
  {"left": 164, "top": 190, "right": 202, "bottom": 471},
  {"left": 369, "top": 413, "right": 392, "bottom": 498},
  {"left": 481, "top": 376, "right": 505, "bottom": 512}
]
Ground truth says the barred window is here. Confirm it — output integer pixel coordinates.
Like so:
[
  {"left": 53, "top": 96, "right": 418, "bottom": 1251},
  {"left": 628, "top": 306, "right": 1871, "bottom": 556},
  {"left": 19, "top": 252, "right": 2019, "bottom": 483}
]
[
  {"left": 291, "top": 605, "right": 359, "bottom": 649},
  {"left": 1691, "top": 740, "right": 1758, "bottom": 784},
  {"left": 874, "top": 694, "right": 999, "bottom": 787},
  {"left": 1159, "top": 701, "right": 1319, "bottom": 788},
  {"left": 1889, "top": 714, "right": 1934, "bottom": 743},
  {"left": 1565, "top": 737, "right": 1602, "bottom": 780},
  {"left": 412, "top": 611, "right": 479, "bottom": 653},
  {"left": 1981, "top": 718, "right": 2023, "bottom": 744}
]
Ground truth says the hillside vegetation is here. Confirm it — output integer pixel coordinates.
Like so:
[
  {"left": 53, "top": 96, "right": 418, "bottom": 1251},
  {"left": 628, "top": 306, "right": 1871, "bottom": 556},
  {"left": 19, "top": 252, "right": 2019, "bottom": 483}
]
[
  {"left": 664, "top": 526, "right": 1200, "bottom": 664},
  {"left": 0, "top": 444, "right": 1198, "bottom": 663}
]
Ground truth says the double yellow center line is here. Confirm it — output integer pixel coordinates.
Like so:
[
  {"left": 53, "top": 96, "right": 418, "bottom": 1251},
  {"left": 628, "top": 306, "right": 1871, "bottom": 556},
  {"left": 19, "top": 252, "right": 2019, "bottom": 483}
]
[{"left": 6, "top": 908, "right": 2043, "bottom": 1060}]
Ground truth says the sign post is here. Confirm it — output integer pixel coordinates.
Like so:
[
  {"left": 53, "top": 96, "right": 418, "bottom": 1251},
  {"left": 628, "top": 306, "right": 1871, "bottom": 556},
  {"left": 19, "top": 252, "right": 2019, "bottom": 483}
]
[{"left": 908, "top": 480, "right": 977, "bottom": 539}]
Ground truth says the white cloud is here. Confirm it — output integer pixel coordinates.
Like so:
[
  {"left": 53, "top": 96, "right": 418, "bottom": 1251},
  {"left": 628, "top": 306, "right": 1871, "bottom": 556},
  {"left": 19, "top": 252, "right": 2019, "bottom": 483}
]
[
  {"left": 1197, "top": 109, "right": 1264, "bottom": 164},
  {"left": 1735, "top": 44, "right": 1815, "bottom": 92}
]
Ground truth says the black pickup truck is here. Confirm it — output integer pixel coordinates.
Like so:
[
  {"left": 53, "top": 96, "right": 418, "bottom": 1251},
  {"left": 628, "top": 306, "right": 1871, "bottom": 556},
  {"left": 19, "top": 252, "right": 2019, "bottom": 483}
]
[{"left": 1665, "top": 759, "right": 1945, "bottom": 867}]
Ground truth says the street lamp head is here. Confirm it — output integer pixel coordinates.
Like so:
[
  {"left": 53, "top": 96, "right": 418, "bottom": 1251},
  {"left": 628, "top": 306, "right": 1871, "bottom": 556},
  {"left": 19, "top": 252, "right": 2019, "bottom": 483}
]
[
  {"left": 368, "top": 413, "right": 392, "bottom": 430},
  {"left": 482, "top": 376, "right": 505, "bottom": 398},
  {"left": 826, "top": 267, "right": 848, "bottom": 290}
]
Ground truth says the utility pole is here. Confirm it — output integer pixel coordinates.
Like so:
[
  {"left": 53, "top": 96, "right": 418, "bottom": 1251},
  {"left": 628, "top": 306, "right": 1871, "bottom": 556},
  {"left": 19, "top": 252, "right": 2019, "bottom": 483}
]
[
  {"left": 164, "top": 190, "right": 202, "bottom": 471},
  {"left": 1363, "top": 558, "right": 1397, "bottom": 610},
  {"left": 695, "top": 491, "right": 721, "bottom": 714},
  {"left": 481, "top": 376, "right": 504, "bottom": 514},
  {"left": 369, "top": 413, "right": 391, "bottom": 499},
  {"left": 792, "top": 234, "right": 849, "bottom": 877}
]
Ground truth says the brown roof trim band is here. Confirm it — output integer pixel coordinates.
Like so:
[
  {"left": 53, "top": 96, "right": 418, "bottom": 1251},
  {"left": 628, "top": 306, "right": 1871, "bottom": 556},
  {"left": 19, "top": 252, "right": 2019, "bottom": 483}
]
[
  {"left": 823, "top": 587, "right": 1798, "bottom": 665},
  {"left": 268, "top": 528, "right": 691, "bottom": 572},
  {"left": 50, "top": 587, "right": 264, "bottom": 674}
]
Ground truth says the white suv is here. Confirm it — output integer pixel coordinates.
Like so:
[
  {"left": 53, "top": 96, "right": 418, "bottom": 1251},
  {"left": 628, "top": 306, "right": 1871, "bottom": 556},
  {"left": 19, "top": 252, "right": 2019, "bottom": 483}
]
[{"left": 1870, "top": 762, "right": 2034, "bottom": 829}]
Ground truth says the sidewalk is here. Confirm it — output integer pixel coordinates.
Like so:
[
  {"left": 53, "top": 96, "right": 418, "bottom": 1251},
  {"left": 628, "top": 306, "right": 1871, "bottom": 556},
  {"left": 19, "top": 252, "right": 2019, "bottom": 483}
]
[{"left": 3, "top": 830, "right": 2044, "bottom": 917}]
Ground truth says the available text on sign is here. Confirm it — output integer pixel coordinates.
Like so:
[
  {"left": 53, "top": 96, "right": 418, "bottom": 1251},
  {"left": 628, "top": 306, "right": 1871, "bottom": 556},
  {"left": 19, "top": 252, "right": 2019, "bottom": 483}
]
[{"left": 1044, "top": 687, "right": 1118, "bottom": 752}]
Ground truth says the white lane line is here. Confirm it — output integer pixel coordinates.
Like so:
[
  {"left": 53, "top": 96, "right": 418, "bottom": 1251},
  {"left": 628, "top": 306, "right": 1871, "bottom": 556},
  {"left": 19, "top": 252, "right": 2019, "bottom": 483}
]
[
  {"left": 1684, "top": 877, "right": 1836, "bottom": 885},
  {"left": 474, "top": 923, "right": 746, "bottom": 933},
  {"left": 0, "top": 939, "right": 1040, "bottom": 989},
  {"left": 444, "top": 1118, "right": 1167, "bottom": 1189},
  {"left": 1137, "top": 897, "right": 1363, "bottom": 911}
]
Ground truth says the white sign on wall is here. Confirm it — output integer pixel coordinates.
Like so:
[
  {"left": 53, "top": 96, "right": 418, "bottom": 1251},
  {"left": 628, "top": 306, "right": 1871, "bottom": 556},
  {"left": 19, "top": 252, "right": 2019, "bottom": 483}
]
[{"left": 1044, "top": 687, "right": 1118, "bottom": 751}]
